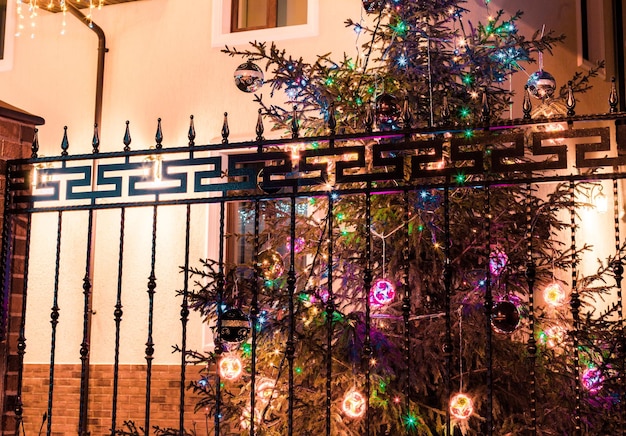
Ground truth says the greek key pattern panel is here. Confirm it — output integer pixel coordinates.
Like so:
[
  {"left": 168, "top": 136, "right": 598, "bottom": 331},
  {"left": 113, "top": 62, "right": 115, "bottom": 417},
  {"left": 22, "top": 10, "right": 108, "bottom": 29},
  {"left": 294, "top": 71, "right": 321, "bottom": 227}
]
[{"left": 8, "top": 120, "right": 626, "bottom": 210}]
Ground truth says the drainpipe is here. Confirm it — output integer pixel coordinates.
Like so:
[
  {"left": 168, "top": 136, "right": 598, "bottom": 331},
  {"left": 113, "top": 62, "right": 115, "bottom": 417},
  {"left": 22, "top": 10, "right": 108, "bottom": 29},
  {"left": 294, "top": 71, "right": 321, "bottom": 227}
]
[
  {"left": 612, "top": 0, "right": 625, "bottom": 112},
  {"left": 65, "top": 4, "right": 107, "bottom": 435},
  {"left": 67, "top": 3, "right": 107, "bottom": 128}
]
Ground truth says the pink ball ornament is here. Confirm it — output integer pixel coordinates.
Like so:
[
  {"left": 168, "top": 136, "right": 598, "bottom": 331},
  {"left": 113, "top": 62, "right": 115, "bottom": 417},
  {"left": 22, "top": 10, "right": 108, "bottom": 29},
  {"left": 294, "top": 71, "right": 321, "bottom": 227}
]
[
  {"left": 489, "top": 247, "right": 508, "bottom": 276},
  {"left": 449, "top": 393, "right": 473, "bottom": 420},
  {"left": 286, "top": 236, "right": 305, "bottom": 253},
  {"left": 581, "top": 367, "right": 604, "bottom": 393},
  {"left": 370, "top": 278, "right": 396, "bottom": 306}
]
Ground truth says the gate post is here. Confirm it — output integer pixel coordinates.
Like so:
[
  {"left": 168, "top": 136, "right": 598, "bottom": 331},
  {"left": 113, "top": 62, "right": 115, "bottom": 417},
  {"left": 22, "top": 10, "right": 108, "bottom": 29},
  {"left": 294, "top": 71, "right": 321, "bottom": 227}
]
[{"left": 0, "top": 100, "right": 44, "bottom": 434}]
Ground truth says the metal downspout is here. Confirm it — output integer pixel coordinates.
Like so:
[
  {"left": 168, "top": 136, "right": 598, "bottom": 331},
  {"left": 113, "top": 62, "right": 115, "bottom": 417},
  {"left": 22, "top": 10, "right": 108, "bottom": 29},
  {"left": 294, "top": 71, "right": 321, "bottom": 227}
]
[{"left": 65, "top": 4, "right": 107, "bottom": 434}]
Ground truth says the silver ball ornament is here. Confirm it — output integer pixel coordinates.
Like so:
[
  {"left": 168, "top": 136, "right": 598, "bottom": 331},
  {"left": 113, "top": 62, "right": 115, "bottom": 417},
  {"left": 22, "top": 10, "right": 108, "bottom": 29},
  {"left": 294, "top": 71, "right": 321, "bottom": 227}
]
[
  {"left": 526, "top": 70, "right": 556, "bottom": 100},
  {"left": 234, "top": 61, "right": 264, "bottom": 93}
]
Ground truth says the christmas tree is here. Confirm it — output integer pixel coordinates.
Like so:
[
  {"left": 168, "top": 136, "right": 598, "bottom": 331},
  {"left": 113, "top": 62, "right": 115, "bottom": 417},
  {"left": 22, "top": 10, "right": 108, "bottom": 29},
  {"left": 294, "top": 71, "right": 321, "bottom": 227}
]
[{"left": 152, "top": 1, "right": 623, "bottom": 435}]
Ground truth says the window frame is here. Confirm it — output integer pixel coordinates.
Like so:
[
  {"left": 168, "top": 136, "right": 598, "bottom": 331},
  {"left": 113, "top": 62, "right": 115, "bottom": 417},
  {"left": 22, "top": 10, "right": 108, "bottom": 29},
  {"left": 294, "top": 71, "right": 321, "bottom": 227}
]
[
  {"left": 211, "top": 0, "right": 319, "bottom": 48},
  {"left": 0, "top": 0, "right": 15, "bottom": 72},
  {"left": 231, "top": 0, "right": 279, "bottom": 33},
  {"left": 576, "top": 0, "right": 609, "bottom": 76}
]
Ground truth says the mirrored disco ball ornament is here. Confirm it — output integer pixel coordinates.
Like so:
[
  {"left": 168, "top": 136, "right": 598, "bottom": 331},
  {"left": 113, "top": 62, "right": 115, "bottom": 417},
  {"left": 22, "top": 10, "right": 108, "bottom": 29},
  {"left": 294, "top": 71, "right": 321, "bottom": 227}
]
[
  {"left": 362, "top": 0, "right": 384, "bottom": 13},
  {"left": 449, "top": 393, "right": 473, "bottom": 420},
  {"left": 342, "top": 390, "right": 366, "bottom": 418},
  {"left": 489, "top": 247, "right": 508, "bottom": 276},
  {"left": 286, "top": 236, "right": 306, "bottom": 253},
  {"left": 581, "top": 367, "right": 604, "bottom": 393},
  {"left": 375, "top": 93, "right": 400, "bottom": 130},
  {"left": 491, "top": 300, "right": 521, "bottom": 334},
  {"left": 370, "top": 278, "right": 396, "bottom": 306},
  {"left": 256, "top": 249, "right": 285, "bottom": 281},
  {"left": 526, "top": 70, "right": 556, "bottom": 100},
  {"left": 220, "top": 308, "right": 251, "bottom": 343},
  {"left": 234, "top": 61, "right": 264, "bottom": 93}
]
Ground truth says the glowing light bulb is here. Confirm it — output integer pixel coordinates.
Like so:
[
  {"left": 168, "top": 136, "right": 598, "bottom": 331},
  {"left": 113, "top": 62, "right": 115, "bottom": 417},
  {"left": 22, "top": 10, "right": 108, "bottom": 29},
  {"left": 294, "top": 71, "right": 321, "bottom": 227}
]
[
  {"left": 543, "top": 282, "right": 566, "bottom": 307},
  {"left": 219, "top": 355, "right": 243, "bottom": 381},
  {"left": 342, "top": 390, "right": 366, "bottom": 418},
  {"left": 449, "top": 393, "right": 473, "bottom": 420}
]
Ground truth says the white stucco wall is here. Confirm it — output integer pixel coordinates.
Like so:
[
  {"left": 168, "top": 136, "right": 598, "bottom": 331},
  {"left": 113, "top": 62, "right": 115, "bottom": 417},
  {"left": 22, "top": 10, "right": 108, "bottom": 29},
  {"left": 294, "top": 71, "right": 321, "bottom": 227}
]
[{"left": 0, "top": 0, "right": 619, "bottom": 364}]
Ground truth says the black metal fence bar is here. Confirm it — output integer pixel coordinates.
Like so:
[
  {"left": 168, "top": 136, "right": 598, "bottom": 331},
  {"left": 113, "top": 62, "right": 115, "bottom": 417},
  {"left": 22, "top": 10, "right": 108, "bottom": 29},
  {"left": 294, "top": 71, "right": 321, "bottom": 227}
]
[
  {"left": 111, "top": 207, "right": 126, "bottom": 435},
  {"left": 46, "top": 212, "right": 62, "bottom": 436}
]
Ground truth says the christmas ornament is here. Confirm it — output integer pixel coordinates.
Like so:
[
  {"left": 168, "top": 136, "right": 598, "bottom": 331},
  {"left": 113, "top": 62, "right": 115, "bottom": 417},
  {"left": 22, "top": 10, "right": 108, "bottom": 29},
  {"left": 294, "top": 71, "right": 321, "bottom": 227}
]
[
  {"left": 219, "top": 354, "right": 243, "bottom": 380},
  {"left": 490, "top": 300, "right": 521, "bottom": 334},
  {"left": 375, "top": 93, "right": 400, "bottom": 130},
  {"left": 234, "top": 61, "right": 264, "bottom": 93},
  {"left": 543, "top": 282, "right": 567, "bottom": 307},
  {"left": 342, "top": 389, "right": 366, "bottom": 418},
  {"left": 309, "top": 287, "right": 329, "bottom": 304},
  {"left": 581, "top": 367, "right": 604, "bottom": 393},
  {"left": 361, "top": 0, "right": 384, "bottom": 13},
  {"left": 256, "top": 249, "right": 285, "bottom": 281},
  {"left": 449, "top": 393, "right": 473, "bottom": 420},
  {"left": 286, "top": 236, "right": 306, "bottom": 253},
  {"left": 369, "top": 278, "right": 396, "bottom": 306},
  {"left": 489, "top": 247, "right": 508, "bottom": 276},
  {"left": 220, "top": 308, "right": 251, "bottom": 343},
  {"left": 526, "top": 70, "right": 556, "bottom": 100}
]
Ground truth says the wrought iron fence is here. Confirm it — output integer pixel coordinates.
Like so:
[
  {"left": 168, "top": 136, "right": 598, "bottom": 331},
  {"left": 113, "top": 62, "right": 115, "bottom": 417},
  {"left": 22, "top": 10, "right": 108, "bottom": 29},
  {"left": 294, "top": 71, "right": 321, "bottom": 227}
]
[{"left": 2, "top": 107, "right": 626, "bottom": 435}]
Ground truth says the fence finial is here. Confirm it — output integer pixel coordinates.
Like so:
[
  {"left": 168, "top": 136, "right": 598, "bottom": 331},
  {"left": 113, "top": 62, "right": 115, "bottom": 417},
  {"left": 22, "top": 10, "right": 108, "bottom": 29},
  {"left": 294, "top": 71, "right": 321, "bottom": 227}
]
[
  {"left": 328, "top": 102, "right": 337, "bottom": 136},
  {"left": 188, "top": 115, "right": 196, "bottom": 146},
  {"left": 481, "top": 89, "right": 490, "bottom": 126},
  {"left": 31, "top": 128, "right": 39, "bottom": 158},
  {"left": 256, "top": 109, "right": 265, "bottom": 142},
  {"left": 566, "top": 81, "right": 576, "bottom": 117},
  {"left": 364, "top": 103, "right": 373, "bottom": 133},
  {"left": 609, "top": 76, "right": 619, "bottom": 113},
  {"left": 123, "top": 121, "right": 132, "bottom": 152},
  {"left": 222, "top": 112, "right": 229, "bottom": 144},
  {"left": 92, "top": 124, "right": 100, "bottom": 154},
  {"left": 155, "top": 118, "right": 163, "bottom": 149},
  {"left": 441, "top": 95, "right": 451, "bottom": 125},
  {"left": 402, "top": 96, "right": 412, "bottom": 130},
  {"left": 523, "top": 85, "right": 532, "bottom": 120},
  {"left": 291, "top": 106, "right": 300, "bottom": 139},
  {"left": 61, "top": 126, "right": 69, "bottom": 156}
]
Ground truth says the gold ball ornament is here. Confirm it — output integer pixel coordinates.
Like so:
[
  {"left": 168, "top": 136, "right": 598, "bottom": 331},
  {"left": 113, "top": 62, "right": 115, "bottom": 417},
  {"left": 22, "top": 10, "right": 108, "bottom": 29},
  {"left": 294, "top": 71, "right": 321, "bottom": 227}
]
[{"left": 256, "top": 249, "right": 285, "bottom": 281}]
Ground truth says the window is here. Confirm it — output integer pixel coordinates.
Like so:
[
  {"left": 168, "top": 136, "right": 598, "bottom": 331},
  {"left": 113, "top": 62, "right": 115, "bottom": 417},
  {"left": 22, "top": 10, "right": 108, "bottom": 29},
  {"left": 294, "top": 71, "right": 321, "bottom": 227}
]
[
  {"left": 231, "top": 0, "right": 307, "bottom": 33},
  {"left": 211, "top": 0, "right": 319, "bottom": 47},
  {"left": 576, "top": 0, "right": 610, "bottom": 73},
  {"left": 0, "top": 0, "right": 14, "bottom": 71}
]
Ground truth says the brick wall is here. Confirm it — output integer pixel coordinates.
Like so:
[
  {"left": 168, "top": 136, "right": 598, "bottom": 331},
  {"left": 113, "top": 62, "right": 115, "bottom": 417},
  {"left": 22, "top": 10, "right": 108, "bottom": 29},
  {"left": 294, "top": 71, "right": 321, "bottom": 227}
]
[
  {"left": 20, "top": 363, "right": 210, "bottom": 435},
  {"left": 0, "top": 104, "right": 43, "bottom": 435}
]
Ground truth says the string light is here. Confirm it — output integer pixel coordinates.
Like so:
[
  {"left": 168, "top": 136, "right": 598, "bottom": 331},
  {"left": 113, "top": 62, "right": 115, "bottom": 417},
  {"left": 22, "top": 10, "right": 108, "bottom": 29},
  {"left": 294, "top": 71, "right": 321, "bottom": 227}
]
[
  {"left": 449, "top": 392, "right": 473, "bottom": 420},
  {"left": 543, "top": 282, "right": 566, "bottom": 307},
  {"left": 342, "top": 389, "right": 366, "bottom": 418},
  {"left": 218, "top": 354, "right": 243, "bottom": 381}
]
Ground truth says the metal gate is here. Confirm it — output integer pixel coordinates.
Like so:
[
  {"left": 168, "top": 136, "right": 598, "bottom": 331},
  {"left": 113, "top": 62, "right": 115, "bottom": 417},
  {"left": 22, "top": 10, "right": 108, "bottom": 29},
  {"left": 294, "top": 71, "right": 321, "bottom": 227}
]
[{"left": 2, "top": 107, "right": 626, "bottom": 435}]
